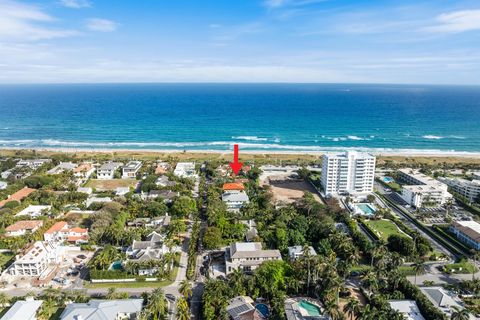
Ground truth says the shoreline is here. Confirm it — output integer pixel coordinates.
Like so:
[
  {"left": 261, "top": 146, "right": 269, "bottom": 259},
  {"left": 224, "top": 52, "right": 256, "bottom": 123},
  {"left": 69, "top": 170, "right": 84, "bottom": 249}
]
[{"left": 1, "top": 146, "right": 480, "bottom": 158}]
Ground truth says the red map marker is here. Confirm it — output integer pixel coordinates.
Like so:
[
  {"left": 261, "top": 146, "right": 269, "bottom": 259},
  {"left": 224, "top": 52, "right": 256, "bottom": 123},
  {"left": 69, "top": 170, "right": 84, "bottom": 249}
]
[{"left": 229, "top": 144, "right": 243, "bottom": 175}]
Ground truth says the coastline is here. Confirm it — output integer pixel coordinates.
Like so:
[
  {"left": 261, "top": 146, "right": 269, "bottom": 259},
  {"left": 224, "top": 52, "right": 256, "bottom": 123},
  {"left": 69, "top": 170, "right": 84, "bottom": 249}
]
[{"left": 1, "top": 146, "right": 480, "bottom": 160}]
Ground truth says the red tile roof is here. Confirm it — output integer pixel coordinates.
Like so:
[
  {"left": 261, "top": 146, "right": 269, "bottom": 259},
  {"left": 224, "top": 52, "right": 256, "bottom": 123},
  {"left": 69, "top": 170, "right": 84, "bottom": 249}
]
[
  {"left": 6, "top": 220, "right": 43, "bottom": 232},
  {"left": 44, "top": 221, "right": 68, "bottom": 234},
  {"left": 0, "top": 187, "right": 36, "bottom": 208},
  {"left": 223, "top": 183, "right": 245, "bottom": 191}
]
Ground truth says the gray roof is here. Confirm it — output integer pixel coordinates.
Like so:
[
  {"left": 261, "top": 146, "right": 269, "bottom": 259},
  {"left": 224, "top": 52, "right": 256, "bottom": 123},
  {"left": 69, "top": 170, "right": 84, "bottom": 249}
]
[
  {"left": 222, "top": 192, "right": 249, "bottom": 203},
  {"left": 99, "top": 162, "right": 123, "bottom": 171},
  {"left": 288, "top": 246, "right": 317, "bottom": 257},
  {"left": 230, "top": 242, "right": 281, "bottom": 259},
  {"left": 132, "top": 232, "right": 163, "bottom": 250},
  {"left": 1, "top": 300, "right": 43, "bottom": 320},
  {"left": 60, "top": 299, "right": 143, "bottom": 320}
]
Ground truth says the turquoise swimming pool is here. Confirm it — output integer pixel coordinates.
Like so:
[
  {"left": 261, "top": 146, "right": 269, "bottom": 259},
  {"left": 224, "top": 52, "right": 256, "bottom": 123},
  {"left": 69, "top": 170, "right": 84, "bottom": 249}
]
[
  {"left": 110, "top": 261, "right": 123, "bottom": 271},
  {"left": 299, "top": 300, "right": 321, "bottom": 316},
  {"left": 356, "top": 203, "right": 376, "bottom": 215},
  {"left": 382, "top": 176, "right": 394, "bottom": 183}
]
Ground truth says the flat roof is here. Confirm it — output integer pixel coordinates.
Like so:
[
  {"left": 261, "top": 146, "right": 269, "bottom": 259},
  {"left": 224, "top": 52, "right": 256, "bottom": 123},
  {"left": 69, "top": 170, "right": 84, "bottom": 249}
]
[{"left": 388, "top": 300, "right": 425, "bottom": 320}]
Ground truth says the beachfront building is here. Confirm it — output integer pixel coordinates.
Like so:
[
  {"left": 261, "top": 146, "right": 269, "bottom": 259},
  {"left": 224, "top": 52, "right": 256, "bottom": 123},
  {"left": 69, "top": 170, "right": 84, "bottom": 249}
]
[
  {"left": 225, "top": 242, "right": 282, "bottom": 275},
  {"left": 1, "top": 298, "right": 43, "bottom": 320},
  {"left": 174, "top": 162, "right": 197, "bottom": 178},
  {"left": 8, "top": 241, "right": 64, "bottom": 277},
  {"left": 17, "top": 159, "right": 51, "bottom": 170},
  {"left": 287, "top": 246, "right": 317, "bottom": 260},
  {"left": 96, "top": 162, "right": 122, "bottom": 180},
  {"left": 122, "top": 161, "right": 142, "bottom": 179},
  {"left": 397, "top": 169, "right": 452, "bottom": 208},
  {"left": 60, "top": 299, "right": 144, "bottom": 320},
  {"left": 388, "top": 300, "right": 425, "bottom": 320},
  {"left": 47, "top": 162, "right": 77, "bottom": 175},
  {"left": 16, "top": 205, "right": 51, "bottom": 218},
  {"left": 450, "top": 220, "right": 480, "bottom": 250},
  {"left": 0, "top": 187, "right": 36, "bottom": 208},
  {"left": 44, "top": 221, "right": 89, "bottom": 244},
  {"left": 440, "top": 177, "right": 480, "bottom": 203},
  {"left": 321, "top": 151, "right": 376, "bottom": 196},
  {"left": 222, "top": 191, "right": 249, "bottom": 211},
  {"left": 73, "top": 163, "right": 95, "bottom": 180},
  {"left": 5, "top": 220, "right": 43, "bottom": 237}
]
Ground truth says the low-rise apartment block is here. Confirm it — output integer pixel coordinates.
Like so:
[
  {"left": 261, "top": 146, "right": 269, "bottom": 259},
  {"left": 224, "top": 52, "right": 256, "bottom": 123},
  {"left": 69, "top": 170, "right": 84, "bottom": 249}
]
[
  {"left": 441, "top": 177, "right": 480, "bottom": 203},
  {"left": 397, "top": 169, "right": 452, "bottom": 208},
  {"left": 8, "top": 241, "right": 64, "bottom": 277},
  {"left": 225, "top": 242, "right": 282, "bottom": 274},
  {"left": 450, "top": 220, "right": 480, "bottom": 250},
  {"left": 122, "top": 161, "right": 142, "bottom": 179}
]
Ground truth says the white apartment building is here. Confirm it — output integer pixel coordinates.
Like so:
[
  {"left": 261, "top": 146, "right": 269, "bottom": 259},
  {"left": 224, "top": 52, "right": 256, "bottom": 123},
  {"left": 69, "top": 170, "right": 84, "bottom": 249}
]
[
  {"left": 122, "top": 161, "right": 142, "bottom": 179},
  {"left": 450, "top": 220, "right": 480, "bottom": 250},
  {"left": 225, "top": 242, "right": 282, "bottom": 274},
  {"left": 8, "top": 241, "right": 63, "bottom": 277},
  {"left": 321, "top": 151, "right": 376, "bottom": 196},
  {"left": 398, "top": 169, "right": 452, "bottom": 208},
  {"left": 441, "top": 177, "right": 480, "bottom": 203},
  {"left": 96, "top": 162, "right": 122, "bottom": 180}
]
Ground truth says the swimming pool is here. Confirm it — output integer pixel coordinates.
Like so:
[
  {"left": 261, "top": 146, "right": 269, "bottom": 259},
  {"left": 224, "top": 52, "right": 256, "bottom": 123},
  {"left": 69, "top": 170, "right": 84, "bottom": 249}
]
[
  {"left": 255, "top": 304, "right": 269, "bottom": 318},
  {"left": 109, "top": 261, "right": 123, "bottom": 271},
  {"left": 299, "top": 300, "right": 321, "bottom": 316},
  {"left": 382, "top": 176, "right": 394, "bottom": 183},
  {"left": 355, "top": 203, "right": 376, "bottom": 215}
]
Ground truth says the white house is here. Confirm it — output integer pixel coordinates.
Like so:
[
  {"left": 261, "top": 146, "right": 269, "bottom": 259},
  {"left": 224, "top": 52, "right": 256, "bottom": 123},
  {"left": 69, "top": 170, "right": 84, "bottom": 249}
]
[
  {"left": 47, "top": 162, "right": 77, "bottom": 175},
  {"left": 173, "top": 162, "right": 197, "bottom": 178},
  {"left": 1, "top": 298, "right": 43, "bottom": 320},
  {"left": 222, "top": 191, "right": 249, "bottom": 211},
  {"left": 287, "top": 246, "right": 317, "bottom": 260},
  {"left": 17, "top": 159, "right": 51, "bottom": 170},
  {"left": 225, "top": 242, "right": 282, "bottom": 274},
  {"left": 60, "top": 299, "right": 144, "bottom": 320},
  {"left": 5, "top": 220, "right": 43, "bottom": 237},
  {"left": 16, "top": 205, "right": 52, "bottom": 218},
  {"left": 321, "top": 151, "right": 376, "bottom": 196},
  {"left": 96, "top": 162, "right": 123, "bottom": 180},
  {"left": 73, "top": 163, "right": 95, "bottom": 180},
  {"left": 122, "top": 161, "right": 142, "bottom": 179},
  {"left": 8, "top": 241, "right": 64, "bottom": 277},
  {"left": 126, "top": 232, "right": 169, "bottom": 276},
  {"left": 388, "top": 300, "right": 425, "bottom": 320},
  {"left": 44, "top": 221, "right": 89, "bottom": 244}
]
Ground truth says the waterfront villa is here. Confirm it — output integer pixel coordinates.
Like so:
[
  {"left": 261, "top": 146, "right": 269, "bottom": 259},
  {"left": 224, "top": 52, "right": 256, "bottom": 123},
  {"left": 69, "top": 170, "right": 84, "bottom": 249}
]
[
  {"left": 17, "top": 159, "right": 51, "bottom": 170},
  {"left": 225, "top": 242, "right": 282, "bottom": 275},
  {"left": 47, "top": 162, "right": 77, "bottom": 175},
  {"left": 60, "top": 299, "right": 144, "bottom": 320},
  {"left": 174, "top": 162, "right": 197, "bottom": 178},
  {"left": 5, "top": 220, "right": 43, "bottom": 237},
  {"left": 96, "top": 162, "right": 123, "bottom": 180},
  {"left": 122, "top": 161, "right": 142, "bottom": 179},
  {"left": 73, "top": 163, "right": 95, "bottom": 180},
  {"left": 450, "top": 220, "right": 480, "bottom": 250}
]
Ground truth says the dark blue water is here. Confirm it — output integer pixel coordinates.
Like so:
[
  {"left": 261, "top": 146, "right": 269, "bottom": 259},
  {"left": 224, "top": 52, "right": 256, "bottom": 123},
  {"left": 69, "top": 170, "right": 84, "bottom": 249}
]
[{"left": 0, "top": 83, "right": 479, "bottom": 153}]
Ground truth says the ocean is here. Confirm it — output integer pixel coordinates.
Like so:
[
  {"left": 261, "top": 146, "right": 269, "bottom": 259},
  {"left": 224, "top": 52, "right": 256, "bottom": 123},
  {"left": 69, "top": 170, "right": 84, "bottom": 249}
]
[{"left": 0, "top": 83, "right": 479, "bottom": 153}]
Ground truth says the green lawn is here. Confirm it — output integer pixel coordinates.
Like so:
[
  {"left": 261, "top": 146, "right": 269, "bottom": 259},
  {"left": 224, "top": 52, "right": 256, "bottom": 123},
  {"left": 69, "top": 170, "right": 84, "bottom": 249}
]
[
  {"left": 444, "top": 261, "right": 477, "bottom": 274},
  {"left": 364, "top": 219, "right": 407, "bottom": 241},
  {"left": 0, "top": 252, "right": 14, "bottom": 270}
]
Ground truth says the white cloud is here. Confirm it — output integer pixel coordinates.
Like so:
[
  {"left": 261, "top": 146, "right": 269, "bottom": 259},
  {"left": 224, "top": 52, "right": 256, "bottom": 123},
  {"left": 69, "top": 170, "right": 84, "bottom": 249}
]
[
  {"left": 424, "top": 9, "right": 480, "bottom": 33},
  {"left": 0, "top": 0, "right": 78, "bottom": 41},
  {"left": 86, "top": 18, "right": 118, "bottom": 32},
  {"left": 60, "top": 0, "right": 91, "bottom": 9},
  {"left": 264, "top": 0, "right": 326, "bottom": 9}
]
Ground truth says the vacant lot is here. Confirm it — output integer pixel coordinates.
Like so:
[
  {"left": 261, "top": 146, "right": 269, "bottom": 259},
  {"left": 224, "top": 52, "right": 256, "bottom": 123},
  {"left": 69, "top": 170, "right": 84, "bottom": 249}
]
[
  {"left": 263, "top": 176, "right": 323, "bottom": 204},
  {"left": 364, "top": 219, "right": 408, "bottom": 241},
  {"left": 86, "top": 179, "right": 138, "bottom": 191}
]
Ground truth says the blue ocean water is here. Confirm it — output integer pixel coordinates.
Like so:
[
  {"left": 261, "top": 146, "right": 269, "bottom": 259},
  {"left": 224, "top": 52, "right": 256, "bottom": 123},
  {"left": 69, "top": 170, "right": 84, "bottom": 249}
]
[{"left": 0, "top": 83, "right": 479, "bottom": 153}]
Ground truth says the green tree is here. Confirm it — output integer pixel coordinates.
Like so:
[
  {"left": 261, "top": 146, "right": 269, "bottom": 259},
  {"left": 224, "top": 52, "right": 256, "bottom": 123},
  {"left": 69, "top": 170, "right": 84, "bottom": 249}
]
[
  {"left": 177, "top": 297, "right": 190, "bottom": 320},
  {"left": 172, "top": 196, "right": 197, "bottom": 218},
  {"left": 203, "top": 227, "right": 222, "bottom": 249},
  {"left": 450, "top": 306, "right": 470, "bottom": 320},
  {"left": 179, "top": 280, "right": 193, "bottom": 299},
  {"left": 343, "top": 297, "right": 360, "bottom": 320}
]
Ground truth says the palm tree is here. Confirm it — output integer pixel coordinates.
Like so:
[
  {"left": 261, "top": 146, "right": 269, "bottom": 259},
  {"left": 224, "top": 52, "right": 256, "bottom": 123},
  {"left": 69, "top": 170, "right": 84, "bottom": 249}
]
[
  {"left": 177, "top": 296, "right": 190, "bottom": 320},
  {"left": 106, "top": 287, "right": 118, "bottom": 300},
  {"left": 38, "top": 298, "right": 56, "bottom": 320},
  {"left": 343, "top": 298, "right": 359, "bottom": 320},
  {"left": 145, "top": 288, "right": 168, "bottom": 320},
  {"left": 450, "top": 306, "right": 470, "bottom": 320},
  {"left": 179, "top": 280, "right": 193, "bottom": 299},
  {"left": 412, "top": 258, "right": 426, "bottom": 285},
  {"left": 0, "top": 292, "right": 10, "bottom": 308},
  {"left": 324, "top": 298, "right": 341, "bottom": 320}
]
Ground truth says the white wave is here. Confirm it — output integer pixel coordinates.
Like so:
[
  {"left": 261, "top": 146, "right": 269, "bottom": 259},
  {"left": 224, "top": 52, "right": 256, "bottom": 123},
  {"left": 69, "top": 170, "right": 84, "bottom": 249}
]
[
  {"left": 423, "top": 135, "right": 443, "bottom": 140},
  {"left": 273, "top": 138, "right": 281, "bottom": 143},
  {"left": 231, "top": 136, "right": 268, "bottom": 141},
  {"left": 347, "top": 135, "right": 364, "bottom": 141},
  {"left": 448, "top": 135, "right": 466, "bottom": 139}
]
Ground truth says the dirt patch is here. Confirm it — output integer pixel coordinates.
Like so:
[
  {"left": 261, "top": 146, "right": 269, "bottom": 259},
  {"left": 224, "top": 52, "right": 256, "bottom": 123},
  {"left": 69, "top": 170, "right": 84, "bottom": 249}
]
[
  {"left": 85, "top": 179, "right": 138, "bottom": 191},
  {"left": 263, "top": 177, "right": 323, "bottom": 204}
]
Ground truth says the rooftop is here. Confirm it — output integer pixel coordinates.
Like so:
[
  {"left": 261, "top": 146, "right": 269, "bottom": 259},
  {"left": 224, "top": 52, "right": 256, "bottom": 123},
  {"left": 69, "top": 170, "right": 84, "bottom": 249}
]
[
  {"left": 452, "top": 220, "right": 480, "bottom": 242},
  {"left": 6, "top": 220, "right": 43, "bottom": 232},
  {"left": 0, "top": 187, "right": 36, "bottom": 207},
  {"left": 388, "top": 300, "right": 425, "bottom": 320},
  {"left": 1, "top": 299, "right": 43, "bottom": 320},
  {"left": 60, "top": 299, "right": 143, "bottom": 320},
  {"left": 223, "top": 183, "right": 245, "bottom": 191},
  {"left": 44, "top": 221, "right": 68, "bottom": 234}
]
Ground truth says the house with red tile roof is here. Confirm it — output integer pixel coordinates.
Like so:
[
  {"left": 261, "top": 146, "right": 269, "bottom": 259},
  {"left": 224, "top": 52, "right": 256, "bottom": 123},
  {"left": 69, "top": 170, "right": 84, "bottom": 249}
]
[
  {"left": 5, "top": 220, "right": 43, "bottom": 237},
  {"left": 44, "top": 221, "right": 88, "bottom": 244},
  {"left": 223, "top": 183, "right": 245, "bottom": 192},
  {"left": 0, "top": 187, "right": 36, "bottom": 208}
]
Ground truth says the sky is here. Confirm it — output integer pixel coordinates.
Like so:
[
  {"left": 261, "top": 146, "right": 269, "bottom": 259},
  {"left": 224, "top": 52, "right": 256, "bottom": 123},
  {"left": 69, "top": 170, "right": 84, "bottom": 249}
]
[{"left": 1, "top": 0, "right": 480, "bottom": 84}]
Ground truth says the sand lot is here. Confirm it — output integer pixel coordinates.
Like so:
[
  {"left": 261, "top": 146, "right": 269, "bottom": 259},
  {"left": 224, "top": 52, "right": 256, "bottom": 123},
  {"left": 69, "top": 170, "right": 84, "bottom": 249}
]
[
  {"left": 85, "top": 179, "right": 138, "bottom": 191},
  {"left": 263, "top": 177, "right": 323, "bottom": 204}
]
